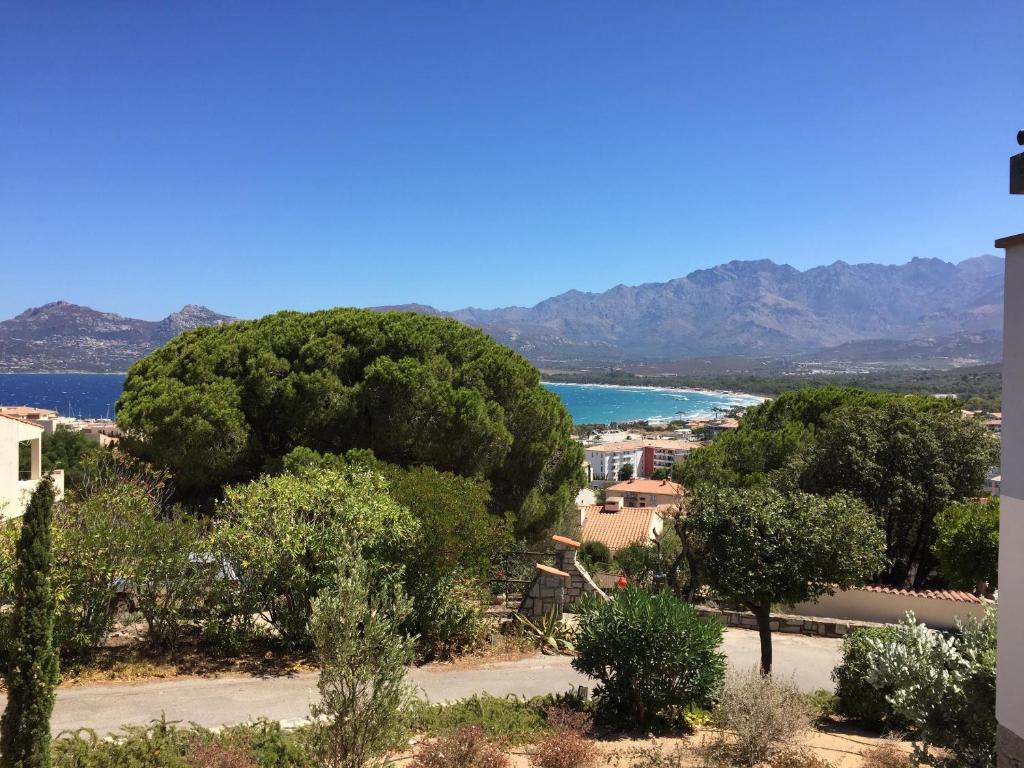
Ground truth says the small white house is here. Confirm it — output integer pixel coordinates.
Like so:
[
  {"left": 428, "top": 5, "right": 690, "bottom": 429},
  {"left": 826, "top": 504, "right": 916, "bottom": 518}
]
[{"left": 0, "top": 414, "right": 64, "bottom": 519}]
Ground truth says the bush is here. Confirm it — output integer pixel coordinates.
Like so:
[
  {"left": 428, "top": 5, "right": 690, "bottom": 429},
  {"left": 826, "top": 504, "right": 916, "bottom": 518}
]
[
  {"left": 865, "top": 611, "right": 996, "bottom": 767},
  {"left": 709, "top": 667, "right": 812, "bottom": 767},
  {"left": 578, "top": 542, "right": 611, "bottom": 572},
  {"left": 859, "top": 741, "right": 912, "bottom": 768},
  {"left": 572, "top": 587, "right": 725, "bottom": 728},
  {"left": 833, "top": 626, "right": 907, "bottom": 729},
  {"left": 410, "top": 726, "right": 509, "bottom": 768},
  {"left": 309, "top": 546, "right": 415, "bottom": 768},
  {"left": 51, "top": 718, "right": 311, "bottom": 768},
  {"left": 211, "top": 467, "right": 417, "bottom": 648},
  {"left": 543, "top": 705, "right": 592, "bottom": 735},
  {"left": 408, "top": 695, "right": 550, "bottom": 745},
  {"left": 529, "top": 730, "right": 597, "bottom": 768},
  {"left": 187, "top": 744, "right": 258, "bottom": 768},
  {"left": 404, "top": 573, "right": 486, "bottom": 661},
  {"left": 804, "top": 689, "right": 836, "bottom": 720},
  {"left": 765, "top": 750, "right": 837, "bottom": 768}
]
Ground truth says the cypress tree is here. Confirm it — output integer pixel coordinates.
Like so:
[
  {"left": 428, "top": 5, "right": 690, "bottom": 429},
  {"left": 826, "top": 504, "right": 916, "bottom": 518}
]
[{"left": 0, "top": 480, "right": 59, "bottom": 768}]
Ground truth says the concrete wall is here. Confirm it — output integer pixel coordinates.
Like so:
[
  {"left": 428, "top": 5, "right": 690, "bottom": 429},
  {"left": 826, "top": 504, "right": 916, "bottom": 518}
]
[
  {"left": 790, "top": 589, "right": 991, "bottom": 631},
  {"left": 998, "top": 236, "right": 1024, "bottom": 766},
  {"left": 0, "top": 417, "right": 21, "bottom": 518}
]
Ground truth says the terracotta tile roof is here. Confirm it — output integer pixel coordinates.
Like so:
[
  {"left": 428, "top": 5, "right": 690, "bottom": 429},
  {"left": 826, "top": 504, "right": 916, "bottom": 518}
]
[
  {"left": 0, "top": 405, "right": 58, "bottom": 418},
  {"left": 855, "top": 584, "right": 993, "bottom": 604},
  {"left": 606, "top": 478, "right": 684, "bottom": 496},
  {"left": 580, "top": 505, "right": 660, "bottom": 552}
]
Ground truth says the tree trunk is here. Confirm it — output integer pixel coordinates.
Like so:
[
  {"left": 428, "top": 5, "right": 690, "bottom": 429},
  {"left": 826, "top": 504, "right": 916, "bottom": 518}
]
[{"left": 748, "top": 602, "right": 773, "bottom": 675}]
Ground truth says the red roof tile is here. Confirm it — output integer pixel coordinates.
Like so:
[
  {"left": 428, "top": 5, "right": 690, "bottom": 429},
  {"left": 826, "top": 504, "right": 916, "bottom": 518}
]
[
  {"left": 606, "top": 478, "right": 684, "bottom": 496},
  {"left": 855, "top": 584, "right": 993, "bottom": 604},
  {"left": 580, "top": 506, "right": 660, "bottom": 552}
]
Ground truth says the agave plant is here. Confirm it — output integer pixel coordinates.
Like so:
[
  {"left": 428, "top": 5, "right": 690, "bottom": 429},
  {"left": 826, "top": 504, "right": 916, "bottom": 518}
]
[{"left": 514, "top": 608, "right": 576, "bottom": 655}]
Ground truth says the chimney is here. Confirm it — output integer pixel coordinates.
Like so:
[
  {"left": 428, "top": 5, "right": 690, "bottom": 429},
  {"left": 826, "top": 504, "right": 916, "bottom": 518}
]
[{"left": 604, "top": 499, "right": 621, "bottom": 513}]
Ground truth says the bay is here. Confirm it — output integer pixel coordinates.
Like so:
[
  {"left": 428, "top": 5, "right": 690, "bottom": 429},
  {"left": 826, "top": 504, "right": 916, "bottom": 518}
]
[{"left": 0, "top": 374, "right": 763, "bottom": 425}]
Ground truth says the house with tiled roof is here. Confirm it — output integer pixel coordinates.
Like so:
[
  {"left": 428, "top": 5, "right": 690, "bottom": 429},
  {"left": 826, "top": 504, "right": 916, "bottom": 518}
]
[
  {"left": 605, "top": 477, "right": 683, "bottom": 509},
  {"left": 789, "top": 584, "right": 994, "bottom": 630},
  {"left": 578, "top": 500, "right": 663, "bottom": 552}
]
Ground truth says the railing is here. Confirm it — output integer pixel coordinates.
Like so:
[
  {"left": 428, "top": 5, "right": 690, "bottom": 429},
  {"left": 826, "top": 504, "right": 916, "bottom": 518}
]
[{"left": 490, "top": 550, "right": 556, "bottom": 609}]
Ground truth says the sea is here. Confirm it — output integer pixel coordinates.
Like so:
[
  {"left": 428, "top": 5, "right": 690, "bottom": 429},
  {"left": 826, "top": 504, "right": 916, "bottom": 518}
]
[{"left": 0, "top": 374, "right": 762, "bottom": 425}]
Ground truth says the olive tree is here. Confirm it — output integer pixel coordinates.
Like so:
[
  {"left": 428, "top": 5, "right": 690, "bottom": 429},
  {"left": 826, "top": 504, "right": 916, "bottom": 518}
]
[{"left": 689, "top": 487, "right": 886, "bottom": 674}]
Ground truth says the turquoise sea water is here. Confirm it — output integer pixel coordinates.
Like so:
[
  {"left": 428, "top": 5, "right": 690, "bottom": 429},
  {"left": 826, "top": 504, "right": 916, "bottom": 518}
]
[
  {"left": 0, "top": 374, "right": 762, "bottom": 425},
  {"left": 541, "top": 382, "right": 762, "bottom": 424}
]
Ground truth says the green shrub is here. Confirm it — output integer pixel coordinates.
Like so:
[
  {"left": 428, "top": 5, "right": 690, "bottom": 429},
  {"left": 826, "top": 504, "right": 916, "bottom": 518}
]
[
  {"left": 804, "top": 689, "right": 837, "bottom": 720},
  {"left": 578, "top": 542, "right": 611, "bottom": 572},
  {"left": 404, "top": 573, "right": 486, "bottom": 661},
  {"left": 572, "top": 587, "right": 725, "bottom": 728},
  {"left": 832, "top": 626, "right": 907, "bottom": 729},
  {"left": 308, "top": 546, "right": 415, "bottom": 768},
  {"left": 51, "top": 718, "right": 310, "bottom": 768},
  {"left": 408, "top": 695, "right": 551, "bottom": 745},
  {"left": 866, "top": 611, "right": 996, "bottom": 767}
]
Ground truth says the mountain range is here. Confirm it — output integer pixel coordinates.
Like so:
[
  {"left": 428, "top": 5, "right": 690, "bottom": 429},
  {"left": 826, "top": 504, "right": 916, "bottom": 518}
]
[
  {"left": 0, "top": 255, "right": 1005, "bottom": 372},
  {"left": 0, "top": 302, "right": 234, "bottom": 372},
  {"left": 383, "top": 255, "right": 1005, "bottom": 366}
]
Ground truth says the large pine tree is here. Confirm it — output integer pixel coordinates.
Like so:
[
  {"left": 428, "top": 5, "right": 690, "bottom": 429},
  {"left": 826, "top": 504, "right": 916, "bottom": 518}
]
[{"left": 1, "top": 480, "right": 60, "bottom": 768}]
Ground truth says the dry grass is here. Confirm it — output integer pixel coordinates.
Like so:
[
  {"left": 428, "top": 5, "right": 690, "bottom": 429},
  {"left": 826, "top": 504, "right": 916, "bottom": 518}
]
[
  {"left": 859, "top": 741, "right": 912, "bottom": 768},
  {"left": 186, "top": 743, "right": 260, "bottom": 768},
  {"left": 704, "top": 668, "right": 813, "bottom": 767},
  {"left": 411, "top": 725, "right": 511, "bottom": 768},
  {"left": 529, "top": 731, "right": 597, "bottom": 768}
]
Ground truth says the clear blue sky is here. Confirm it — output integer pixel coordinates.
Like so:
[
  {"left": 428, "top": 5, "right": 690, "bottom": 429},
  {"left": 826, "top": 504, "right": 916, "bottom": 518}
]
[{"left": 2, "top": 2, "right": 1022, "bottom": 320}]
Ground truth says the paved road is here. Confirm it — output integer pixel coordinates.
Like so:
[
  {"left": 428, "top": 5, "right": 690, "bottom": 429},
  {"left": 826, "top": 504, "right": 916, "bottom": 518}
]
[{"left": 8, "top": 628, "right": 842, "bottom": 736}]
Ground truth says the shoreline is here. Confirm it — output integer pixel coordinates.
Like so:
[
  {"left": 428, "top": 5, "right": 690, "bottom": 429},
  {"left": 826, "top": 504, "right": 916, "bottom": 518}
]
[
  {"left": 0, "top": 371, "right": 129, "bottom": 375},
  {"left": 541, "top": 379, "right": 767, "bottom": 402}
]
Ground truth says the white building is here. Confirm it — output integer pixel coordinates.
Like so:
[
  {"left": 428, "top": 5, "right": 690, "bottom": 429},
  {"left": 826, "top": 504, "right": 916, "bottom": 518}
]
[
  {"left": 0, "top": 414, "right": 64, "bottom": 519},
  {"left": 584, "top": 441, "right": 644, "bottom": 481},
  {"left": 996, "top": 230, "right": 1024, "bottom": 765}
]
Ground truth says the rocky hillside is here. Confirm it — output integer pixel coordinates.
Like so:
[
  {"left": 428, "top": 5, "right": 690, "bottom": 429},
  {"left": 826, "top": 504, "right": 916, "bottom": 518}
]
[
  {"left": 386, "top": 255, "right": 1004, "bottom": 365},
  {"left": 0, "top": 302, "right": 234, "bottom": 372}
]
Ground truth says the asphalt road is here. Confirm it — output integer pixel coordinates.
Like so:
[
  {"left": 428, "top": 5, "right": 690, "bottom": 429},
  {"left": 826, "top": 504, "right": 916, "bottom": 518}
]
[{"left": 8, "top": 628, "right": 842, "bottom": 736}]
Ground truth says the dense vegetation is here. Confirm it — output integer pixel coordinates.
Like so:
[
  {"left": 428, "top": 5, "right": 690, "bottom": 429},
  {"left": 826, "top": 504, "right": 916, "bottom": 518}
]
[
  {"left": 117, "top": 308, "right": 584, "bottom": 536},
  {"left": 573, "top": 587, "right": 725, "bottom": 727},
  {"left": 544, "top": 362, "right": 1003, "bottom": 411},
  {"left": 0, "top": 482, "right": 59, "bottom": 768},
  {"left": 678, "top": 387, "right": 998, "bottom": 587}
]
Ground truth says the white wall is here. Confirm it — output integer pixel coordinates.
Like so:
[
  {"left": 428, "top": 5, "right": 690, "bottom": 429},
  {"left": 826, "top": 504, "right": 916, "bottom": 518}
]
[
  {"left": 998, "top": 238, "right": 1024, "bottom": 741},
  {"left": 790, "top": 589, "right": 990, "bottom": 630}
]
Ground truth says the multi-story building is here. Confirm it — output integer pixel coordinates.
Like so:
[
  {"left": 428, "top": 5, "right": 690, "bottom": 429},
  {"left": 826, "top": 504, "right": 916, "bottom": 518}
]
[
  {"left": 583, "top": 441, "right": 645, "bottom": 481},
  {"left": 584, "top": 438, "right": 697, "bottom": 481}
]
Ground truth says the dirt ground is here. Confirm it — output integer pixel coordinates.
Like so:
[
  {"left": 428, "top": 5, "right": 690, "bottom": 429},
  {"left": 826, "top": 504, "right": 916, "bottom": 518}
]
[{"left": 390, "top": 726, "right": 912, "bottom": 767}]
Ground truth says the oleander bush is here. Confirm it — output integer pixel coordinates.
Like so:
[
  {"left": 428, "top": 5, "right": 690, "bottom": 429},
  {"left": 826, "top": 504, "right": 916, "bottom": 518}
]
[{"left": 572, "top": 587, "right": 725, "bottom": 728}]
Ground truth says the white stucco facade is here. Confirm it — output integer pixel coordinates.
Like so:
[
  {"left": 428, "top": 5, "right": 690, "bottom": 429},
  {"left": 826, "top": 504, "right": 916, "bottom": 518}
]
[
  {"left": 0, "top": 415, "right": 64, "bottom": 519},
  {"left": 996, "top": 234, "right": 1024, "bottom": 765}
]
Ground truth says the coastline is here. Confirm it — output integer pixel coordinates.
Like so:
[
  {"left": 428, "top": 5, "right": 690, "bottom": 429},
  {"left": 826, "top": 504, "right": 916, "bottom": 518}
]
[{"left": 541, "top": 379, "right": 767, "bottom": 402}]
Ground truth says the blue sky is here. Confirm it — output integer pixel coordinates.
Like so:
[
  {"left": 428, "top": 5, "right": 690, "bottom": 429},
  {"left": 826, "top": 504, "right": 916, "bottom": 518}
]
[{"left": 2, "top": 2, "right": 1022, "bottom": 320}]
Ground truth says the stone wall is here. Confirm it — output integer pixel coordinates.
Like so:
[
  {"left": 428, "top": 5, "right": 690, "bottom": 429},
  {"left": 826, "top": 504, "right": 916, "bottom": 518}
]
[
  {"left": 552, "top": 535, "right": 608, "bottom": 609},
  {"left": 694, "top": 605, "right": 882, "bottom": 639},
  {"left": 517, "top": 563, "right": 569, "bottom": 621},
  {"left": 517, "top": 536, "right": 609, "bottom": 622}
]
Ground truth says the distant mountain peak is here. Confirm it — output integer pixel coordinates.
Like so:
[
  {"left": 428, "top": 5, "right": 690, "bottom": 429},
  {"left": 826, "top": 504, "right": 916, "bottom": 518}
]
[{"left": 1, "top": 302, "right": 236, "bottom": 373}]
